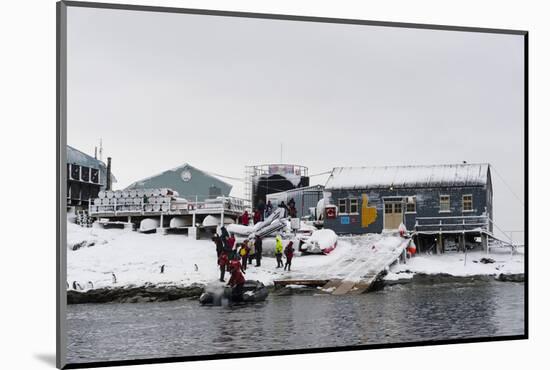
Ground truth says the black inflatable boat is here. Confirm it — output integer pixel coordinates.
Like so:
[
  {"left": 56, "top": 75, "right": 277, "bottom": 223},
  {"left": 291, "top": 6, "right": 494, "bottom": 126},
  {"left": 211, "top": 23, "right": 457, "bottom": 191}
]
[{"left": 199, "top": 280, "right": 268, "bottom": 306}]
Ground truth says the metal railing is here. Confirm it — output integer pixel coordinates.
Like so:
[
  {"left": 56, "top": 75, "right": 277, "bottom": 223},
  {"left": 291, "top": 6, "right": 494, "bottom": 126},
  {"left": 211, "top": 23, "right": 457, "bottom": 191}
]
[
  {"left": 414, "top": 215, "right": 489, "bottom": 232},
  {"left": 88, "top": 195, "right": 251, "bottom": 217}
]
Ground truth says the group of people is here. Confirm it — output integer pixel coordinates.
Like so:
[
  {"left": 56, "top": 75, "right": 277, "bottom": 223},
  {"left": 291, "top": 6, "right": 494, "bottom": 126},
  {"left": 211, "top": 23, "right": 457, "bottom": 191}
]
[
  {"left": 277, "top": 198, "right": 297, "bottom": 219},
  {"left": 239, "top": 200, "right": 273, "bottom": 226},
  {"left": 275, "top": 234, "right": 295, "bottom": 271},
  {"left": 238, "top": 198, "right": 298, "bottom": 226},
  {"left": 213, "top": 197, "right": 301, "bottom": 301},
  {"left": 255, "top": 199, "right": 273, "bottom": 221},
  {"left": 211, "top": 225, "right": 297, "bottom": 300},
  {"left": 212, "top": 227, "right": 264, "bottom": 300}
]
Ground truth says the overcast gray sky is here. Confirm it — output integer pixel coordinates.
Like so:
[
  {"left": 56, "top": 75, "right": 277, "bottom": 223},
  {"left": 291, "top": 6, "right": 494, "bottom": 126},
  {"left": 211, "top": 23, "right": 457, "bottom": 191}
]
[{"left": 66, "top": 6, "right": 525, "bottom": 242}]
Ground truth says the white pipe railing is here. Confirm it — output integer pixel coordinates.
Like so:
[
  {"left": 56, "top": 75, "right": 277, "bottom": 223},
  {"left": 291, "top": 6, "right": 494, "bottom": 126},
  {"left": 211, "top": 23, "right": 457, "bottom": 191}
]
[{"left": 88, "top": 194, "right": 251, "bottom": 216}]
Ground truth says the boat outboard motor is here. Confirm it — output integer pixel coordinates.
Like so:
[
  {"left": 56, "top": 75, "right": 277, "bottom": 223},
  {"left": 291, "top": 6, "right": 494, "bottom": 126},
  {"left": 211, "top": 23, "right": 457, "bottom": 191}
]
[{"left": 199, "top": 283, "right": 227, "bottom": 305}]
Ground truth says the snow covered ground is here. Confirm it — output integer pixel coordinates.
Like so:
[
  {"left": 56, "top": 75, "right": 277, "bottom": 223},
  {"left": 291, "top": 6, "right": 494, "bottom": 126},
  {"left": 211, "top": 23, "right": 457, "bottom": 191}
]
[
  {"left": 66, "top": 223, "right": 524, "bottom": 291},
  {"left": 385, "top": 248, "right": 524, "bottom": 281}
]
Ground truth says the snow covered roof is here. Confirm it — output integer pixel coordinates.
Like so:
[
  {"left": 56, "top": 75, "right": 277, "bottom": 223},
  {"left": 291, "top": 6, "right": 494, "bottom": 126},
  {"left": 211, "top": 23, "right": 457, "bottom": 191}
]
[{"left": 325, "top": 163, "right": 490, "bottom": 190}]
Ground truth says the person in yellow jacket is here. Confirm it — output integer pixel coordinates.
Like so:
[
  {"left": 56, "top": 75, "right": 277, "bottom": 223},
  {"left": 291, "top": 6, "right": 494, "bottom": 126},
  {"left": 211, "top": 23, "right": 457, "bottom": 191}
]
[
  {"left": 275, "top": 235, "right": 284, "bottom": 268},
  {"left": 238, "top": 240, "right": 250, "bottom": 271}
]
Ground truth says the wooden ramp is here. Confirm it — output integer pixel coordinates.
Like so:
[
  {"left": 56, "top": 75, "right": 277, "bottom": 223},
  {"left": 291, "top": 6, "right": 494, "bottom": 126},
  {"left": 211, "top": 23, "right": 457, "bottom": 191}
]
[
  {"left": 329, "top": 238, "right": 409, "bottom": 295},
  {"left": 332, "top": 281, "right": 356, "bottom": 295},
  {"left": 273, "top": 235, "right": 410, "bottom": 296},
  {"left": 321, "top": 279, "right": 342, "bottom": 290},
  {"left": 348, "top": 281, "right": 373, "bottom": 295}
]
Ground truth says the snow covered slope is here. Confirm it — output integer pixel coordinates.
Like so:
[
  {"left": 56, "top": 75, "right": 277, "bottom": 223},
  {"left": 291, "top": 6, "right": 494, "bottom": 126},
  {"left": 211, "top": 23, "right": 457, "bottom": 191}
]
[
  {"left": 67, "top": 223, "right": 524, "bottom": 291},
  {"left": 67, "top": 224, "right": 399, "bottom": 290}
]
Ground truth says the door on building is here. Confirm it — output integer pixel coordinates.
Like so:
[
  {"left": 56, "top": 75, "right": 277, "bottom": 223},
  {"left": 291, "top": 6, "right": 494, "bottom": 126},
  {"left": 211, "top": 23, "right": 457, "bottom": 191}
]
[{"left": 384, "top": 201, "right": 403, "bottom": 230}]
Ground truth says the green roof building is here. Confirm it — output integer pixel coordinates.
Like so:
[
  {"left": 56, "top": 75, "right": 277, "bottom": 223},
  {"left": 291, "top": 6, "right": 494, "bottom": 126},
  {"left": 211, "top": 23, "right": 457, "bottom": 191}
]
[{"left": 125, "top": 163, "right": 232, "bottom": 201}]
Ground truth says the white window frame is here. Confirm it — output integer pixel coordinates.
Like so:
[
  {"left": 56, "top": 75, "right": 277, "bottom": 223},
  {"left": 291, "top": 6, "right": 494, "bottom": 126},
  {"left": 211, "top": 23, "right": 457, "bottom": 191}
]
[
  {"left": 406, "top": 197, "right": 416, "bottom": 214},
  {"left": 338, "top": 198, "right": 348, "bottom": 214},
  {"left": 462, "top": 194, "right": 474, "bottom": 212},
  {"left": 349, "top": 198, "right": 359, "bottom": 215},
  {"left": 439, "top": 195, "right": 451, "bottom": 213},
  {"left": 393, "top": 202, "right": 403, "bottom": 214}
]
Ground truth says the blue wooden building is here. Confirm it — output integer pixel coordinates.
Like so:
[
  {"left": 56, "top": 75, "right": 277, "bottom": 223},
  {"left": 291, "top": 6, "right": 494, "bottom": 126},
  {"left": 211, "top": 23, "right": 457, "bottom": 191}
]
[{"left": 323, "top": 163, "right": 493, "bottom": 252}]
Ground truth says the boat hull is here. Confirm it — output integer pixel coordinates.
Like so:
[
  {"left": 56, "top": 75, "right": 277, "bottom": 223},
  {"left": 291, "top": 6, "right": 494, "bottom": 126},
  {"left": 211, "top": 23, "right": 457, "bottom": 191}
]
[{"left": 199, "top": 280, "right": 268, "bottom": 306}]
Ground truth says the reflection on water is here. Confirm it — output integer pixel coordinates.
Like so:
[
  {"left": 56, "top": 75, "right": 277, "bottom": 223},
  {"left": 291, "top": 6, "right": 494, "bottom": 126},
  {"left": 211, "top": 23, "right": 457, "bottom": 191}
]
[{"left": 67, "top": 281, "right": 524, "bottom": 364}]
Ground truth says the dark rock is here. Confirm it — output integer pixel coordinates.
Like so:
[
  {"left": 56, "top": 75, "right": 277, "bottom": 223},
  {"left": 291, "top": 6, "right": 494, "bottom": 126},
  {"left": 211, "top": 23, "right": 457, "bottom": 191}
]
[
  {"left": 272, "top": 285, "right": 317, "bottom": 296},
  {"left": 369, "top": 278, "right": 387, "bottom": 291},
  {"left": 411, "top": 273, "right": 493, "bottom": 284},
  {"left": 70, "top": 241, "right": 85, "bottom": 251},
  {"left": 383, "top": 278, "right": 412, "bottom": 286},
  {"left": 67, "top": 284, "right": 205, "bottom": 304},
  {"left": 480, "top": 257, "right": 496, "bottom": 264},
  {"left": 496, "top": 273, "right": 524, "bottom": 282},
  {"left": 70, "top": 240, "right": 97, "bottom": 251}
]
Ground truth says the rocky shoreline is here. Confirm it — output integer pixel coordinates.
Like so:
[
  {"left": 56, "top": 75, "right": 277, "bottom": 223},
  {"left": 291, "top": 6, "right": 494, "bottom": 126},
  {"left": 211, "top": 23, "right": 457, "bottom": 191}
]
[
  {"left": 384, "top": 272, "right": 524, "bottom": 286},
  {"left": 66, "top": 272, "right": 524, "bottom": 305},
  {"left": 67, "top": 284, "right": 205, "bottom": 304}
]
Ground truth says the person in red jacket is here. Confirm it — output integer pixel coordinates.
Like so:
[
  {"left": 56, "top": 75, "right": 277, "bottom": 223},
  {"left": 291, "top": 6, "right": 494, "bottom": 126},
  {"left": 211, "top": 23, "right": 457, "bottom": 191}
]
[
  {"left": 241, "top": 210, "right": 250, "bottom": 225},
  {"left": 253, "top": 209, "right": 261, "bottom": 224},
  {"left": 228, "top": 261, "right": 246, "bottom": 302},
  {"left": 226, "top": 233, "right": 236, "bottom": 258},
  {"left": 289, "top": 205, "right": 297, "bottom": 218},
  {"left": 284, "top": 241, "right": 295, "bottom": 271},
  {"left": 218, "top": 252, "right": 229, "bottom": 282}
]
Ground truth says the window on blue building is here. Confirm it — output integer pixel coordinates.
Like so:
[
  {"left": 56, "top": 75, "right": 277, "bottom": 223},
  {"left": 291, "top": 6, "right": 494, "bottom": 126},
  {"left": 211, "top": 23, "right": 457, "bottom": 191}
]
[
  {"left": 463, "top": 194, "right": 473, "bottom": 212},
  {"left": 440, "top": 195, "right": 450, "bottom": 212},
  {"left": 338, "top": 199, "right": 347, "bottom": 214},
  {"left": 349, "top": 199, "right": 358, "bottom": 214}
]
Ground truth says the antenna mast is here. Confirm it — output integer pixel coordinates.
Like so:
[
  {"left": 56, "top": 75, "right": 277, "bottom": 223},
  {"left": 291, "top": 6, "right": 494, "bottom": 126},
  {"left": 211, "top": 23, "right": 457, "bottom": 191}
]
[{"left": 99, "top": 138, "right": 103, "bottom": 162}]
